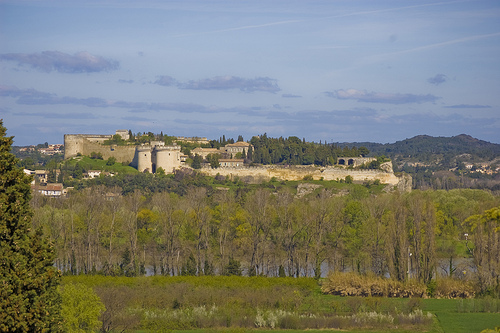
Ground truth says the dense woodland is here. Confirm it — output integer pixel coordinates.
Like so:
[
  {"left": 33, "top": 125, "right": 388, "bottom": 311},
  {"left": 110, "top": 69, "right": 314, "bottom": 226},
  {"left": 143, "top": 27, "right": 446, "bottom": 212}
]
[{"left": 31, "top": 181, "right": 500, "bottom": 295}]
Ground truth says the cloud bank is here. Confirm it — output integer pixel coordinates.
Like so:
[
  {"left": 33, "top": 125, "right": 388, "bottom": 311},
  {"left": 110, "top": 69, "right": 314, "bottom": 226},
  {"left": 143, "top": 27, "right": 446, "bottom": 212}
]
[
  {"left": 327, "top": 89, "right": 440, "bottom": 104},
  {"left": 0, "top": 85, "right": 253, "bottom": 114},
  {"left": 180, "top": 76, "right": 280, "bottom": 93},
  {"left": 0, "top": 51, "right": 119, "bottom": 73},
  {"left": 444, "top": 104, "right": 491, "bottom": 109}
]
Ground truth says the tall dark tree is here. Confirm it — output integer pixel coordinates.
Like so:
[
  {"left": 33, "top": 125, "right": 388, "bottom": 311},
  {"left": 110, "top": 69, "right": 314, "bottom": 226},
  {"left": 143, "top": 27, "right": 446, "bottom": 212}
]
[
  {"left": 192, "top": 154, "right": 202, "bottom": 169},
  {"left": 0, "top": 120, "right": 62, "bottom": 332}
]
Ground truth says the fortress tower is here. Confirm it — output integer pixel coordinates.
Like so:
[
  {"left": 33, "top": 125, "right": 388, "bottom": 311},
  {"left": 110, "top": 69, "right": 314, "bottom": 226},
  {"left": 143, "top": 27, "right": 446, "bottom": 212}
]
[
  {"left": 136, "top": 147, "right": 153, "bottom": 173},
  {"left": 153, "top": 145, "right": 182, "bottom": 173}
]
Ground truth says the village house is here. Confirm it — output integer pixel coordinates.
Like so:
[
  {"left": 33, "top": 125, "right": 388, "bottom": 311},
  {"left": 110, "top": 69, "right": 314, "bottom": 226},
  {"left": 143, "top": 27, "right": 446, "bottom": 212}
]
[
  {"left": 31, "top": 183, "right": 65, "bottom": 197},
  {"left": 191, "top": 147, "right": 220, "bottom": 160},
  {"left": 221, "top": 141, "right": 252, "bottom": 158},
  {"left": 24, "top": 169, "right": 49, "bottom": 184},
  {"left": 192, "top": 142, "right": 253, "bottom": 160},
  {"left": 83, "top": 170, "right": 113, "bottom": 179},
  {"left": 218, "top": 159, "right": 245, "bottom": 167}
]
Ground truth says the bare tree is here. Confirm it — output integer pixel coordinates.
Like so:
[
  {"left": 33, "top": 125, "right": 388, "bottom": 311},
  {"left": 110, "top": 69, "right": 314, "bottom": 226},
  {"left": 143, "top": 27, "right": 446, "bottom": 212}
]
[
  {"left": 124, "top": 190, "right": 144, "bottom": 275},
  {"left": 245, "top": 189, "right": 274, "bottom": 275},
  {"left": 152, "top": 192, "right": 184, "bottom": 276},
  {"left": 464, "top": 207, "right": 500, "bottom": 293},
  {"left": 186, "top": 187, "right": 212, "bottom": 275}
]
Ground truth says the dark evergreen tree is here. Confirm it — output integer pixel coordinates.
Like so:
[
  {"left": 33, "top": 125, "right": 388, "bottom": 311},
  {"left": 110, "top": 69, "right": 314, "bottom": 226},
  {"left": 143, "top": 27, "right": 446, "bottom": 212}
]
[
  {"left": 247, "top": 146, "right": 253, "bottom": 160},
  {"left": 181, "top": 253, "right": 197, "bottom": 276},
  {"left": 0, "top": 120, "right": 62, "bottom": 332},
  {"left": 224, "top": 257, "right": 242, "bottom": 276},
  {"left": 192, "top": 154, "right": 202, "bottom": 169}
]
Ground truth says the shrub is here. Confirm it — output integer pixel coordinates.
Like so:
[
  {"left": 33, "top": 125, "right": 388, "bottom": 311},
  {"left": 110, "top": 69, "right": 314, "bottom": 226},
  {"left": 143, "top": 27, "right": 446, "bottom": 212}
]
[
  {"left": 434, "top": 278, "right": 476, "bottom": 298},
  {"left": 90, "top": 151, "right": 103, "bottom": 160},
  {"left": 60, "top": 283, "right": 106, "bottom": 333},
  {"left": 106, "top": 157, "right": 116, "bottom": 166},
  {"left": 322, "top": 272, "right": 426, "bottom": 298}
]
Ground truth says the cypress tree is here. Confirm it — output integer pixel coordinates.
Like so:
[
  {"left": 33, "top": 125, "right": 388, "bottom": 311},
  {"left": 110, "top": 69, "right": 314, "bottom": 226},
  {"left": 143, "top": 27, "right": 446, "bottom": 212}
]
[{"left": 0, "top": 120, "right": 62, "bottom": 332}]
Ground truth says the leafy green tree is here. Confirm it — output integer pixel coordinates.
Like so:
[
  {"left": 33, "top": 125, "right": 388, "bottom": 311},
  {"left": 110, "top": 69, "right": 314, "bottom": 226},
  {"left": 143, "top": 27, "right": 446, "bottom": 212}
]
[
  {"left": 90, "top": 151, "right": 103, "bottom": 160},
  {"left": 207, "top": 153, "right": 220, "bottom": 169},
  {"left": 60, "top": 283, "right": 105, "bottom": 333},
  {"left": 155, "top": 166, "right": 166, "bottom": 176},
  {"left": 104, "top": 134, "right": 125, "bottom": 146},
  {"left": 464, "top": 206, "right": 500, "bottom": 294},
  {"left": 106, "top": 157, "right": 116, "bottom": 166},
  {"left": 358, "top": 146, "right": 369, "bottom": 157},
  {"left": 0, "top": 120, "right": 63, "bottom": 332}
]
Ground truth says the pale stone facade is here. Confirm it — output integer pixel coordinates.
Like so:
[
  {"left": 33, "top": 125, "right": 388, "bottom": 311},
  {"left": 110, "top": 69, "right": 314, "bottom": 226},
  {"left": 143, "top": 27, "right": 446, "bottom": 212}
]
[
  {"left": 191, "top": 147, "right": 220, "bottom": 159},
  {"left": 221, "top": 141, "right": 252, "bottom": 157},
  {"left": 136, "top": 144, "right": 183, "bottom": 173},
  {"left": 219, "top": 159, "right": 245, "bottom": 167},
  {"left": 337, "top": 157, "right": 376, "bottom": 167}
]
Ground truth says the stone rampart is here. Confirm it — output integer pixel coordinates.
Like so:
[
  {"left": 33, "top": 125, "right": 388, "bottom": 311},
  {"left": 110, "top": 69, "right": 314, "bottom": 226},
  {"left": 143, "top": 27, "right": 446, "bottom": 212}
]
[
  {"left": 200, "top": 165, "right": 402, "bottom": 186},
  {"left": 64, "top": 135, "right": 135, "bottom": 163}
]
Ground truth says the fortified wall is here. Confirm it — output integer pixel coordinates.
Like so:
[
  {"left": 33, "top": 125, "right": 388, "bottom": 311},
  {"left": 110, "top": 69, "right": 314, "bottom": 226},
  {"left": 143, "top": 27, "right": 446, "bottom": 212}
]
[
  {"left": 64, "top": 133, "right": 182, "bottom": 173},
  {"left": 337, "top": 157, "right": 375, "bottom": 167},
  {"left": 199, "top": 162, "right": 410, "bottom": 190},
  {"left": 64, "top": 134, "right": 136, "bottom": 163},
  {"left": 64, "top": 131, "right": 410, "bottom": 190},
  {"left": 135, "top": 145, "right": 182, "bottom": 173}
]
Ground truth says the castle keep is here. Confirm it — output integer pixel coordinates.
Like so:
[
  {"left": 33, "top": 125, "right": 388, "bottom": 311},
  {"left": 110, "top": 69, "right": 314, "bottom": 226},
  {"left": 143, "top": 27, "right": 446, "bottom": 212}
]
[{"left": 64, "top": 131, "right": 183, "bottom": 173}]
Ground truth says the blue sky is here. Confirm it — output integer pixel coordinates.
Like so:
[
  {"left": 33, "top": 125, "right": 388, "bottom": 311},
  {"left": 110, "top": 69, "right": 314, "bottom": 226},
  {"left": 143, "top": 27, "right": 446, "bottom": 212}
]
[{"left": 1, "top": 0, "right": 499, "bottom": 145}]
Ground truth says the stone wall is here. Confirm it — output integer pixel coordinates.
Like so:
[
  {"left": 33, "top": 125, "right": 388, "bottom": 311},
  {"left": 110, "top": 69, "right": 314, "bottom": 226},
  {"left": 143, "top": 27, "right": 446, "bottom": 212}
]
[
  {"left": 199, "top": 164, "right": 403, "bottom": 186},
  {"left": 337, "top": 157, "right": 376, "bottom": 167},
  {"left": 64, "top": 135, "right": 136, "bottom": 163}
]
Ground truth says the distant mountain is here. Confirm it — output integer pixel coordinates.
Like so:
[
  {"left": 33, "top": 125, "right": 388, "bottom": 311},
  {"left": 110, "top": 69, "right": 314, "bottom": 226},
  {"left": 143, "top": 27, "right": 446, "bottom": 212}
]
[
  {"left": 336, "top": 134, "right": 500, "bottom": 161},
  {"left": 335, "top": 134, "right": 500, "bottom": 190}
]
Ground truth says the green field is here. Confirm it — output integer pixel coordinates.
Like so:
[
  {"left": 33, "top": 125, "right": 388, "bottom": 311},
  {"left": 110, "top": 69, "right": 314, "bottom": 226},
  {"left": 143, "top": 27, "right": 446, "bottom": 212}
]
[
  {"left": 423, "top": 299, "right": 500, "bottom": 333},
  {"left": 65, "top": 155, "right": 138, "bottom": 174},
  {"left": 62, "top": 276, "right": 500, "bottom": 333}
]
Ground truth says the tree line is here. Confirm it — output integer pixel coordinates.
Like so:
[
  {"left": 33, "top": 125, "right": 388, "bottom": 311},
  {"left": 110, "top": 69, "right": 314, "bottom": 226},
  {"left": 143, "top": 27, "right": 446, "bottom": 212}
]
[
  {"left": 31, "top": 185, "right": 500, "bottom": 294},
  {"left": 248, "top": 134, "right": 368, "bottom": 166}
]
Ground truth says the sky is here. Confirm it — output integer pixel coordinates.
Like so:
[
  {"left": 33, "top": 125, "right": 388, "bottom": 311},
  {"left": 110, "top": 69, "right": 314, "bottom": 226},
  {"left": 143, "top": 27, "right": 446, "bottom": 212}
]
[{"left": 1, "top": 0, "right": 499, "bottom": 146}]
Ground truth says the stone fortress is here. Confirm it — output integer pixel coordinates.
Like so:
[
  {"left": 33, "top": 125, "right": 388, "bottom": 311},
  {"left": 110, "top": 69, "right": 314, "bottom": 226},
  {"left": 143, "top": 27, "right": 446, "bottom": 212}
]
[
  {"left": 64, "top": 130, "right": 183, "bottom": 173},
  {"left": 64, "top": 130, "right": 411, "bottom": 190}
]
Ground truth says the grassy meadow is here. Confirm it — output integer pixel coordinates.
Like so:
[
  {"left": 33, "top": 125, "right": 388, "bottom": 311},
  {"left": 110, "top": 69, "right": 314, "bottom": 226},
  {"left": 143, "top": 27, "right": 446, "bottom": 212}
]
[{"left": 62, "top": 275, "right": 500, "bottom": 333}]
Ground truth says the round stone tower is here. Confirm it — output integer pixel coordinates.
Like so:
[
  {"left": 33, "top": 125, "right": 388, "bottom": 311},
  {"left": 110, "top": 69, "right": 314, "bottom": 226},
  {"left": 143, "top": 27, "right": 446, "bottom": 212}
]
[
  {"left": 136, "top": 147, "right": 152, "bottom": 172},
  {"left": 154, "top": 146, "right": 181, "bottom": 173}
]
